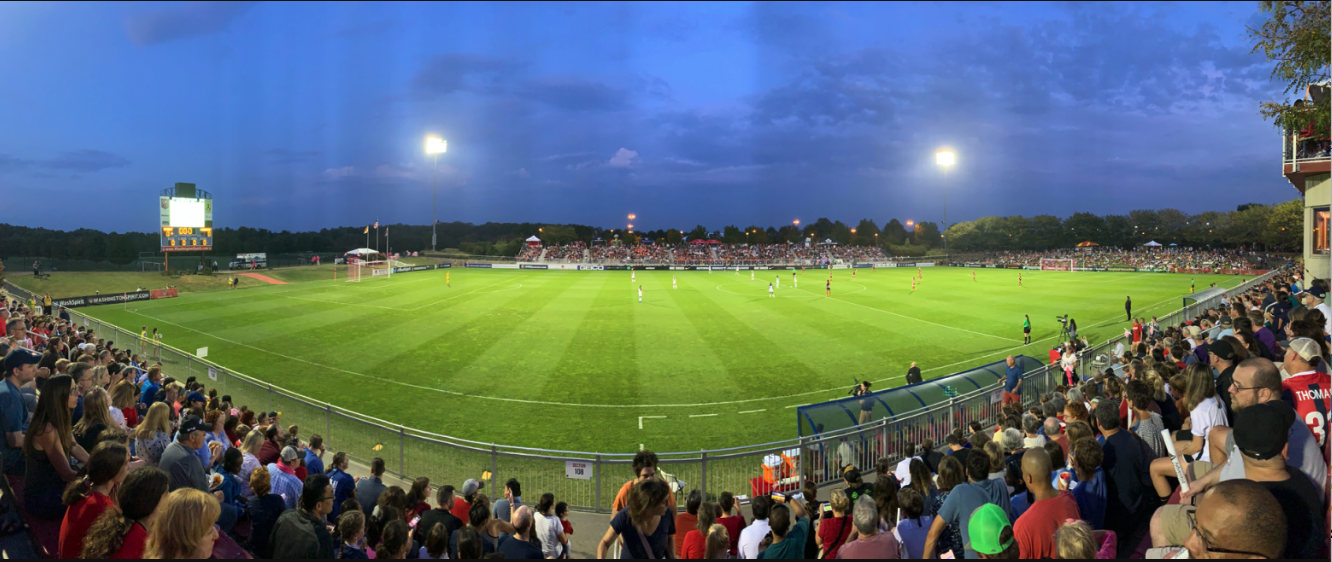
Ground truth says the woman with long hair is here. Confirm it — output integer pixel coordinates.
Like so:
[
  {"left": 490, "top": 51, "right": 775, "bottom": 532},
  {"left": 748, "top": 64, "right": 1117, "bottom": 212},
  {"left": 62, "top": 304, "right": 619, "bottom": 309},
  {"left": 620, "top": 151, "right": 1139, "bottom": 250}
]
[
  {"left": 73, "top": 388, "right": 120, "bottom": 452},
  {"left": 23, "top": 374, "right": 89, "bottom": 519},
  {"left": 145, "top": 488, "right": 219, "bottom": 559},
  {"left": 78, "top": 466, "right": 170, "bottom": 559},
  {"left": 533, "top": 492, "right": 567, "bottom": 559},
  {"left": 133, "top": 402, "right": 171, "bottom": 467},
  {"left": 405, "top": 477, "right": 431, "bottom": 521},
  {"left": 680, "top": 501, "right": 719, "bottom": 559},
  {"left": 109, "top": 381, "right": 139, "bottom": 429},
  {"left": 929, "top": 455, "right": 966, "bottom": 560},
  {"left": 909, "top": 457, "right": 940, "bottom": 514},
  {"left": 596, "top": 478, "right": 673, "bottom": 559},
  {"left": 58, "top": 442, "right": 130, "bottom": 558},
  {"left": 702, "top": 524, "right": 730, "bottom": 560},
  {"left": 1149, "top": 362, "right": 1228, "bottom": 499},
  {"left": 236, "top": 430, "right": 264, "bottom": 497},
  {"left": 815, "top": 489, "right": 854, "bottom": 559}
]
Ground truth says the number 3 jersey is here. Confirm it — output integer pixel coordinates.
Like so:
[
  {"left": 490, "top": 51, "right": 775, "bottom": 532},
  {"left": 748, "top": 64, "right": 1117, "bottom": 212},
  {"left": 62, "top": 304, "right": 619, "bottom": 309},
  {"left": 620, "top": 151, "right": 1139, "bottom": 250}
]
[{"left": 1282, "top": 371, "right": 1331, "bottom": 460}]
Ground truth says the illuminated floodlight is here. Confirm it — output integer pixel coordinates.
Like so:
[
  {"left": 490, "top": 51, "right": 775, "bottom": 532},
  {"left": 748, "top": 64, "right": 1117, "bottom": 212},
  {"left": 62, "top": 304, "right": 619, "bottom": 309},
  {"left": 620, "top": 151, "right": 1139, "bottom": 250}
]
[
  {"left": 426, "top": 136, "right": 448, "bottom": 154},
  {"left": 906, "top": 220, "right": 914, "bottom": 227},
  {"left": 936, "top": 150, "right": 954, "bottom": 166}
]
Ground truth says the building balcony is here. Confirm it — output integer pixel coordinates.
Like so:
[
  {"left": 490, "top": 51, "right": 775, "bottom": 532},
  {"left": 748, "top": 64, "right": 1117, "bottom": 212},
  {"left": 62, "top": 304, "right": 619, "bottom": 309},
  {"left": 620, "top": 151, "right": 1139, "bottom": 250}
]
[{"left": 1282, "top": 132, "right": 1330, "bottom": 194}]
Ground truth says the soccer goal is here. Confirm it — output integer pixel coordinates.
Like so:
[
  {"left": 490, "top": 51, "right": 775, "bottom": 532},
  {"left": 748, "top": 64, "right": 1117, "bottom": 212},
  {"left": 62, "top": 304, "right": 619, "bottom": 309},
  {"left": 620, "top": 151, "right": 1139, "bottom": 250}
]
[
  {"left": 346, "top": 260, "right": 389, "bottom": 282},
  {"left": 1040, "top": 258, "right": 1075, "bottom": 271}
]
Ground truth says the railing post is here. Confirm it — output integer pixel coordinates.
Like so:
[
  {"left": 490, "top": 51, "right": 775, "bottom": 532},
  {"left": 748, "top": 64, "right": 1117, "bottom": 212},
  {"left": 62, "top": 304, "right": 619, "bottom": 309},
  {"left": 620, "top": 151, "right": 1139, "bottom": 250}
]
[
  {"left": 490, "top": 445, "right": 499, "bottom": 494},
  {"left": 326, "top": 405, "right": 332, "bottom": 447},
  {"left": 595, "top": 454, "right": 602, "bottom": 513},
  {"left": 399, "top": 425, "right": 406, "bottom": 476},
  {"left": 267, "top": 385, "right": 272, "bottom": 412},
  {"left": 700, "top": 452, "right": 707, "bottom": 500}
]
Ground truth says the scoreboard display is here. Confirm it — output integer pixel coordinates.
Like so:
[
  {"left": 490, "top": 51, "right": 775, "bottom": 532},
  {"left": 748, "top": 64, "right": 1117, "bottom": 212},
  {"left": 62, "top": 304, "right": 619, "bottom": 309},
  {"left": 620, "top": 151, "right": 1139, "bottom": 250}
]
[{"left": 159, "top": 183, "right": 214, "bottom": 252}]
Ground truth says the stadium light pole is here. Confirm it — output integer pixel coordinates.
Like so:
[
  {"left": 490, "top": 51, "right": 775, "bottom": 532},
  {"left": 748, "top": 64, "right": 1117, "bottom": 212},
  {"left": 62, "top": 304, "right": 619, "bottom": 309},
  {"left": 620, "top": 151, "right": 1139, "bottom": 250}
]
[
  {"left": 936, "top": 150, "right": 955, "bottom": 255},
  {"left": 426, "top": 136, "right": 448, "bottom": 251}
]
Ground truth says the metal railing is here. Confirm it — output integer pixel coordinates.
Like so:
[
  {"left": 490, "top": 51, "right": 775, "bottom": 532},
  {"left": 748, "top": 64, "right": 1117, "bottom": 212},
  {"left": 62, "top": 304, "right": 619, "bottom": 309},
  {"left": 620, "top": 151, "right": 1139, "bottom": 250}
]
[{"left": 2, "top": 268, "right": 1281, "bottom": 512}]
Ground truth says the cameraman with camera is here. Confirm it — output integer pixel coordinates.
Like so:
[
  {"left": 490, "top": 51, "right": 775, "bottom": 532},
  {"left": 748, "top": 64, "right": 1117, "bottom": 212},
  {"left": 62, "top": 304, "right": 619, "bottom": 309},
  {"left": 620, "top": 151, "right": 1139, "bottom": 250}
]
[{"left": 850, "top": 380, "right": 873, "bottom": 424}]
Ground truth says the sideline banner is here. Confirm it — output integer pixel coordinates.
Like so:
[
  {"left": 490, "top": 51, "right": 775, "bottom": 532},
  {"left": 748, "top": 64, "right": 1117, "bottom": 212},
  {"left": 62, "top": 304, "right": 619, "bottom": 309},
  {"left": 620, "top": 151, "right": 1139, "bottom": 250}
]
[
  {"left": 520, "top": 264, "right": 548, "bottom": 270},
  {"left": 465, "top": 263, "right": 492, "bottom": 268},
  {"left": 578, "top": 265, "right": 605, "bottom": 271},
  {"left": 54, "top": 291, "right": 151, "bottom": 309},
  {"left": 392, "top": 264, "right": 437, "bottom": 274},
  {"left": 491, "top": 264, "right": 519, "bottom": 269}
]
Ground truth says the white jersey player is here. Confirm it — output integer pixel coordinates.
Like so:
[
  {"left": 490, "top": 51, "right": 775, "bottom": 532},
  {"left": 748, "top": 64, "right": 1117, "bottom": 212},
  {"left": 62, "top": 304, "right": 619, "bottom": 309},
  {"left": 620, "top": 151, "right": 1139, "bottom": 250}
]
[
  {"left": 775, "top": 276, "right": 780, "bottom": 289},
  {"left": 769, "top": 283, "right": 775, "bottom": 298},
  {"left": 631, "top": 271, "right": 636, "bottom": 282},
  {"left": 751, "top": 270, "right": 755, "bottom": 281},
  {"left": 672, "top": 275, "right": 677, "bottom": 289},
  {"left": 638, "top": 285, "right": 643, "bottom": 303}
]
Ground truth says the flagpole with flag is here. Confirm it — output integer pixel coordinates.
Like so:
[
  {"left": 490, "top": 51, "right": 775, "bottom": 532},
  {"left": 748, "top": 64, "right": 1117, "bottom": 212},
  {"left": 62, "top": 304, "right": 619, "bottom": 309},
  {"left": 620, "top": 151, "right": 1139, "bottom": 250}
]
[
  {"left": 374, "top": 219, "right": 379, "bottom": 255},
  {"left": 364, "top": 225, "right": 369, "bottom": 250}
]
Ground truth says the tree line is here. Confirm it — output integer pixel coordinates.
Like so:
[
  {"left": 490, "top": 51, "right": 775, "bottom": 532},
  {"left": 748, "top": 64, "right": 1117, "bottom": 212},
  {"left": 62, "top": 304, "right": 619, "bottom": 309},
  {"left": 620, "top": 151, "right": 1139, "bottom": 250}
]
[
  {"left": 942, "top": 199, "right": 1304, "bottom": 253},
  {"left": 0, "top": 198, "right": 1305, "bottom": 263}
]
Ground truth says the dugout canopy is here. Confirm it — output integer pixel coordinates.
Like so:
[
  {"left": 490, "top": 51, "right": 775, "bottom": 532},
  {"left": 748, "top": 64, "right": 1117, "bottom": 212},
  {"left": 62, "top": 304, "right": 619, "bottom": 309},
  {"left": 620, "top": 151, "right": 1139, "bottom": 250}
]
[
  {"left": 1183, "top": 286, "right": 1227, "bottom": 309},
  {"left": 345, "top": 248, "right": 378, "bottom": 255},
  {"left": 797, "top": 355, "right": 1045, "bottom": 437}
]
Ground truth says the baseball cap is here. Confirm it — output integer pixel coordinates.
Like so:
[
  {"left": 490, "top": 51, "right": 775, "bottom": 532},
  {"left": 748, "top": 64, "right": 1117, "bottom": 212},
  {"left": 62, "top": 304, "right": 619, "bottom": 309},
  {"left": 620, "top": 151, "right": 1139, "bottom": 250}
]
[
  {"left": 1287, "top": 338, "right": 1322, "bottom": 363},
  {"left": 1186, "top": 326, "right": 1202, "bottom": 338},
  {"left": 3, "top": 348, "right": 42, "bottom": 372},
  {"left": 462, "top": 478, "right": 484, "bottom": 498},
  {"left": 1233, "top": 401, "right": 1295, "bottom": 461},
  {"left": 1207, "top": 341, "right": 1235, "bottom": 362},
  {"left": 178, "top": 414, "right": 209, "bottom": 435},
  {"left": 1218, "top": 316, "right": 1232, "bottom": 328},
  {"left": 280, "top": 446, "right": 300, "bottom": 462},
  {"left": 1300, "top": 285, "right": 1327, "bottom": 299},
  {"left": 967, "top": 503, "right": 1014, "bottom": 555},
  {"left": 186, "top": 391, "right": 206, "bottom": 404}
]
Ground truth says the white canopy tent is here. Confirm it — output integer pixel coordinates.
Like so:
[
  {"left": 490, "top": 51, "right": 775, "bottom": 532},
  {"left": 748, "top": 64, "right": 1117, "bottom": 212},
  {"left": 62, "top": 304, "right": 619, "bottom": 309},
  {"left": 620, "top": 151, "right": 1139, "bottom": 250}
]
[
  {"left": 1141, "top": 241, "right": 1163, "bottom": 247},
  {"left": 345, "top": 248, "right": 379, "bottom": 255}
]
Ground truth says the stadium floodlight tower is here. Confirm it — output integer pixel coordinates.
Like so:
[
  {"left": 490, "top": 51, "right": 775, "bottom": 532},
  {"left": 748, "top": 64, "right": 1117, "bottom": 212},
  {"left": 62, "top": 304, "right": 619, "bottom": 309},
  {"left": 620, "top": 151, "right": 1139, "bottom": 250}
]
[
  {"left": 936, "top": 150, "right": 955, "bottom": 254},
  {"left": 426, "top": 136, "right": 448, "bottom": 251}
]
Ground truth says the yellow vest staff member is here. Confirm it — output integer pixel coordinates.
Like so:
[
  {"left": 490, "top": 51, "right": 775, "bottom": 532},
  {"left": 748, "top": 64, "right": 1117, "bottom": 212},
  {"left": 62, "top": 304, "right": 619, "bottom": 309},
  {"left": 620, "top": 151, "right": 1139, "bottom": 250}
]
[{"left": 41, "top": 294, "right": 53, "bottom": 315}]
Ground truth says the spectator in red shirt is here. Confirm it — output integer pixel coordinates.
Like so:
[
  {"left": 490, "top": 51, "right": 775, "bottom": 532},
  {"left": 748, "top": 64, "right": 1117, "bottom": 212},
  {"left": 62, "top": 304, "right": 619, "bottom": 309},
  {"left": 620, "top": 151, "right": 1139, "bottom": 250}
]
[
  {"left": 1132, "top": 320, "right": 1143, "bottom": 343},
  {"left": 815, "top": 488, "right": 854, "bottom": 559},
  {"left": 680, "top": 501, "right": 719, "bottom": 559},
  {"left": 1013, "top": 448, "right": 1081, "bottom": 559},
  {"left": 256, "top": 424, "right": 282, "bottom": 465},
  {"left": 716, "top": 491, "right": 746, "bottom": 556},
  {"left": 59, "top": 441, "right": 132, "bottom": 558},
  {"left": 78, "top": 465, "right": 171, "bottom": 559}
]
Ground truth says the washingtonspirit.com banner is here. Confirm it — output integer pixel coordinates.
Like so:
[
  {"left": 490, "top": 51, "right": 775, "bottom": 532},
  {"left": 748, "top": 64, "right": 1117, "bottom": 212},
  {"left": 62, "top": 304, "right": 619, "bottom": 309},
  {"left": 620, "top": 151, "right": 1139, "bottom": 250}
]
[{"left": 53, "top": 291, "right": 151, "bottom": 309}]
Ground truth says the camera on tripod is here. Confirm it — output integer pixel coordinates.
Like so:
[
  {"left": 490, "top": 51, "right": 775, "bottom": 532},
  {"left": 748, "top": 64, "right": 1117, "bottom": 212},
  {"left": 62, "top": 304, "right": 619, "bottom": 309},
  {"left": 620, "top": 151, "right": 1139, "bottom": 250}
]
[{"left": 1056, "top": 315, "right": 1069, "bottom": 324}]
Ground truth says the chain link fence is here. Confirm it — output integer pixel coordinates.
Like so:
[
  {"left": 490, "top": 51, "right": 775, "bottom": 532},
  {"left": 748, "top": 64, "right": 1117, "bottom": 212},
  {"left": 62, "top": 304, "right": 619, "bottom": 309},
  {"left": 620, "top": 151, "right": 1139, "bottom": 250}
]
[{"left": 2, "top": 268, "right": 1281, "bottom": 512}]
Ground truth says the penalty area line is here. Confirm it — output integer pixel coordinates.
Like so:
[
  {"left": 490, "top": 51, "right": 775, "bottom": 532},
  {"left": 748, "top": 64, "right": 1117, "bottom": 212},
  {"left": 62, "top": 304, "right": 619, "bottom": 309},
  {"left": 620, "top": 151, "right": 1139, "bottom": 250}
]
[
  {"left": 638, "top": 415, "right": 666, "bottom": 429},
  {"left": 688, "top": 413, "right": 718, "bottom": 418}
]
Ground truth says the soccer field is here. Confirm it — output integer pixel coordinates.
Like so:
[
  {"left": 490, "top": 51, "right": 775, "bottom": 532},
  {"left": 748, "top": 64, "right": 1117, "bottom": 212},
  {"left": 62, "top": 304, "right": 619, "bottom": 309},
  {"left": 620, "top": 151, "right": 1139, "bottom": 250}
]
[{"left": 80, "top": 266, "right": 1239, "bottom": 453}]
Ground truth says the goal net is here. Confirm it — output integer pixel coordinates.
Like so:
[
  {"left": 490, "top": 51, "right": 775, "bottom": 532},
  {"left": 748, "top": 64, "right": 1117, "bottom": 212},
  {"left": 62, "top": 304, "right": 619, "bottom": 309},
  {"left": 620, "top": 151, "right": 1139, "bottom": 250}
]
[{"left": 1040, "top": 258, "right": 1075, "bottom": 271}]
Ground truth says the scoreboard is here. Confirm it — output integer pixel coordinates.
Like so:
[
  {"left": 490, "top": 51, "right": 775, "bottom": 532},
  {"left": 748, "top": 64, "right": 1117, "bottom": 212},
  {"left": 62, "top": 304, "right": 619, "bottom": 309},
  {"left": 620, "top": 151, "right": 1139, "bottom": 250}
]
[{"left": 159, "top": 183, "right": 214, "bottom": 252}]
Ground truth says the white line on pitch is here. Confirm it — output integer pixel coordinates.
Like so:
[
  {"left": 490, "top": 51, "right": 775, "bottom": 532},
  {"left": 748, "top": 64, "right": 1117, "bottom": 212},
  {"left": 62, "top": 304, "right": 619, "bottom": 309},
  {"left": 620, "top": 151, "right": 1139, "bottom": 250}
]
[
  {"left": 689, "top": 413, "right": 718, "bottom": 418},
  {"left": 739, "top": 409, "right": 766, "bottom": 414},
  {"left": 638, "top": 415, "right": 666, "bottom": 429},
  {"left": 793, "top": 286, "right": 1021, "bottom": 343}
]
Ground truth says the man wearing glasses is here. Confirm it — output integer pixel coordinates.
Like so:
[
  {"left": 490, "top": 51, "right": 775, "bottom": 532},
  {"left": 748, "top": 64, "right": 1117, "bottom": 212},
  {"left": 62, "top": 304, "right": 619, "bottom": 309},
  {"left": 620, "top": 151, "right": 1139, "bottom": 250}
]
[
  {"left": 1151, "top": 398, "right": 1324, "bottom": 559},
  {"left": 1184, "top": 480, "right": 1287, "bottom": 559},
  {"left": 270, "top": 473, "right": 336, "bottom": 558}
]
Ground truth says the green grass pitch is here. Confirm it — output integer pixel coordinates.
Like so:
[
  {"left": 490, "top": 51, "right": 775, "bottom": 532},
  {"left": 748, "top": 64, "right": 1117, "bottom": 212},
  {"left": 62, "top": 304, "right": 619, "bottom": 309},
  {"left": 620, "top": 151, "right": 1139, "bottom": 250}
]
[{"left": 76, "top": 267, "right": 1240, "bottom": 453}]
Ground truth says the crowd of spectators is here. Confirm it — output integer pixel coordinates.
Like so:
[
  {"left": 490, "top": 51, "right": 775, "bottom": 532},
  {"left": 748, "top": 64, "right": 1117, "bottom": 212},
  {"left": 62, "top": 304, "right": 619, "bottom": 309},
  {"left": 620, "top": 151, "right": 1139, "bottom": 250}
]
[
  {"left": 963, "top": 247, "right": 1277, "bottom": 271},
  {"left": 535, "top": 242, "right": 895, "bottom": 265},
  {"left": 516, "top": 245, "right": 542, "bottom": 261},
  {"left": 544, "top": 242, "right": 587, "bottom": 263},
  {"left": 0, "top": 262, "right": 1325, "bottom": 559}
]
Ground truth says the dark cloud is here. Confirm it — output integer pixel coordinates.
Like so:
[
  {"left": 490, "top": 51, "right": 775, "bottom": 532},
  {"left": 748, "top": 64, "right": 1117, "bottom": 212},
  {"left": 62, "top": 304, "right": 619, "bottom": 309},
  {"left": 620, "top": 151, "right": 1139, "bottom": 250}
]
[
  {"left": 41, "top": 150, "right": 130, "bottom": 173},
  {"left": 412, "top": 53, "right": 524, "bottom": 96},
  {"left": 124, "top": 1, "right": 257, "bottom": 46},
  {"left": 0, "top": 153, "right": 32, "bottom": 172},
  {"left": 519, "top": 74, "right": 631, "bottom": 111}
]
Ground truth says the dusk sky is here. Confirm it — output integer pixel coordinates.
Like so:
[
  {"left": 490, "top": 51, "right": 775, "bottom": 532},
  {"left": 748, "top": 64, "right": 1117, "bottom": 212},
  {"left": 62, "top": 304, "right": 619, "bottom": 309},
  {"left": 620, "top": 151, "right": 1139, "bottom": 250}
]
[{"left": 0, "top": 1, "right": 1297, "bottom": 234}]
